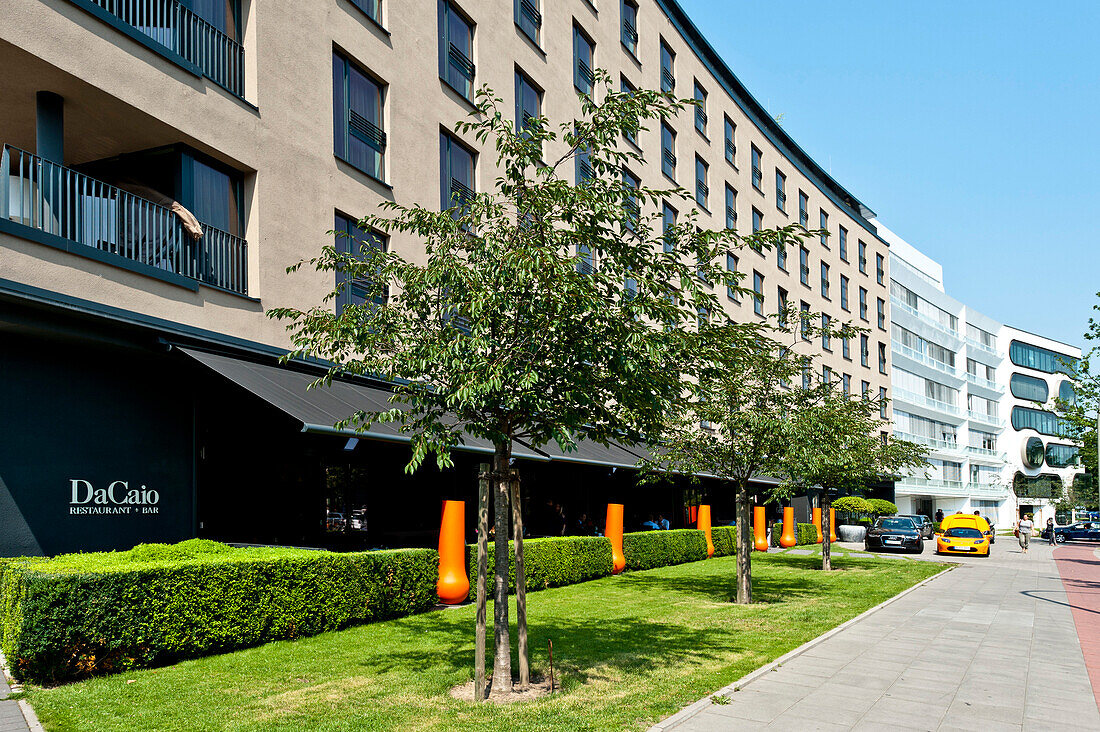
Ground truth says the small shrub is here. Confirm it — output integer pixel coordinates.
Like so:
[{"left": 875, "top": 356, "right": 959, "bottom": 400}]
[
  {"left": 831, "top": 496, "right": 873, "bottom": 516},
  {"left": 466, "top": 537, "right": 612, "bottom": 592},
  {"left": 622, "top": 529, "right": 707, "bottom": 570},
  {"left": 867, "top": 499, "right": 899, "bottom": 517},
  {"left": 796, "top": 523, "right": 819, "bottom": 545},
  {"left": 711, "top": 526, "right": 736, "bottom": 557}
]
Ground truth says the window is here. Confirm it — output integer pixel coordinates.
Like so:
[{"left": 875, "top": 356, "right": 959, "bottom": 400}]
[
  {"left": 1059, "top": 380, "right": 1077, "bottom": 405},
  {"left": 879, "top": 387, "right": 888, "bottom": 419},
  {"left": 861, "top": 380, "right": 870, "bottom": 397},
  {"left": 662, "top": 201, "right": 676, "bottom": 253},
  {"left": 334, "top": 212, "right": 387, "bottom": 315},
  {"left": 726, "top": 254, "right": 739, "bottom": 301},
  {"left": 516, "top": 0, "right": 541, "bottom": 44},
  {"left": 724, "top": 185, "right": 737, "bottom": 230},
  {"left": 777, "top": 240, "right": 787, "bottom": 271},
  {"left": 575, "top": 129, "right": 593, "bottom": 184},
  {"left": 620, "top": 76, "right": 638, "bottom": 146},
  {"left": 752, "top": 207, "right": 763, "bottom": 235},
  {"left": 775, "top": 170, "right": 786, "bottom": 213},
  {"left": 861, "top": 334, "right": 869, "bottom": 367},
  {"left": 820, "top": 262, "right": 830, "bottom": 298},
  {"left": 879, "top": 342, "right": 887, "bottom": 374},
  {"left": 799, "top": 247, "right": 809, "bottom": 285},
  {"left": 823, "top": 365, "right": 832, "bottom": 384},
  {"left": 694, "top": 81, "right": 708, "bottom": 136},
  {"left": 800, "top": 301, "right": 811, "bottom": 341},
  {"left": 802, "top": 360, "right": 812, "bottom": 390},
  {"left": 333, "top": 52, "right": 386, "bottom": 180},
  {"left": 777, "top": 287, "right": 788, "bottom": 323},
  {"left": 576, "top": 241, "right": 594, "bottom": 274},
  {"left": 822, "top": 314, "right": 831, "bottom": 351},
  {"left": 1012, "top": 406, "right": 1067, "bottom": 437},
  {"left": 877, "top": 298, "right": 885, "bottom": 329},
  {"left": 660, "top": 40, "right": 675, "bottom": 92},
  {"left": 1009, "top": 340, "right": 1077, "bottom": 375},
  {"left": 751, "top": 145, "right": 762, "bottom": 191},
  {"left": 1010, "top": 373, "right": 1049, "bottom": 402},
  {"left": 695, "top": 156, "right": 709, "bottom": 209},
  {"left": 620, "top": 0, "right": 638, "bottom": 56},
  {"left": 840, "top": 275, "right": 849, "bottom": 311},
  {"left": 661, "top": 122, "right": 676, "bottom": 180},
  {"left": 798, "top": 191, "right": 809, "bottom": 227},
  {"left": 819, "top": 210, "right": 828, "bottom": 247},
  {"left": 573, "top": 25, "right": 595, "bottom": 95},
  {"left": 439, "top": 1, "right": 475, "bottom": 101},
  {"left": 838, "top": 225, "right": 847, "bottom": 261},
  {"left": 876, "top": 253, "right": 884, "bottom": 285},
  {"left": 842, "top": 336, "right": 851, "bottom": 360},
  {"left": 440, "top": 131, "right": 475, "bottom": 212},
  {"left": 842, "top": 373, "right": 851, "bottom": 396},
  {"left": 515, "top": 71, "right": 541, "bottom": 140},
  {"left": 350, "top": 0, "right": 381, "bottom": 24},
  {"left": 858, "top": 240, "right": 867, "bottom": 273},
  {"left": 1046, "top": 444, "right": 1080, "bottom": 468},
  {"left": 753, "top": 271, "right": 764, "bottom": 315},
  {"left": 622, "top": 167, "right": 641, "bottom": 230},
  {"left": 724, "top": 116, "right": 736, "bottom": 165},
  {"left": 859, "top": 287, "right": 868, "bottom": 320},
  {"left": 967, "top": 324, "right": 997, "bottom": 351}
]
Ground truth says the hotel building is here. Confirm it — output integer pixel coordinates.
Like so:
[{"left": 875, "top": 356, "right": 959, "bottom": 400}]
[{"left": 0, "top": 0, "right": 892, "bottom": 555}]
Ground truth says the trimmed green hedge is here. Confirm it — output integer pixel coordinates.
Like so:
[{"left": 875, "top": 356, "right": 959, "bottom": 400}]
[
  {"left": 466, "top": 537, "right": 613, "bottom": 592},
  {"left": 0, "top": 541, "right": 437, "bottom": 684},
  {"left": 771, "top": 522, "right": 820, "bottom": 547},
  {"left": 711, "top": 526, "right": 736, "bottom": 557},
  {"left": 623, "top": 529, "right": 707, "bottom": 570}
]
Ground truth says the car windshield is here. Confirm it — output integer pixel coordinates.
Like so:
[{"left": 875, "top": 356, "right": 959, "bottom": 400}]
[
  {"left": 945, "top": 527, "right": 982, "bottom": 538},
  {"left": 879, "top": 518, "right": 915, "bottom": 530}
]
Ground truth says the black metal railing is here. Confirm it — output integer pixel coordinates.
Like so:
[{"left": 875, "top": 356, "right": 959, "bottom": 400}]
[
  {"left": 1, "top": 145, "right": 247, "bottom": 295},
  {"left": 85, "top": 0, "right": 245, "bottom": 97}
]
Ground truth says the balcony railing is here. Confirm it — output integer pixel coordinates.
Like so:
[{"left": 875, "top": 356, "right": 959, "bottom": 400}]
[
  {"left": 891, "top": 340, "right": 960, "bottom": 378},
  {"left": 965, "top": 372, "right": 1004, "bottom": 393},
  {"left": 968, "top": 410, "right": 1005, "bottom": 428},
  {"left": 892, "top": 387, "right": 962, "bottom": 416},
  {"left": 84, "top": 0, "right": 245, "bottom": 98},
  {"left": 895, "top": 477, "right": 966, "bottom": 495},
  {"left": 890, "top": 296, "right": 960, "bottom": 339},
  {"left": 892, "top": 431, "right": 964, "bottom": 454},
  {"left": 965, "top": 482, "right": 1009, "bottom": 496},
  {"left": 966, "top": 446, "right": 1007, "bottom": 462},
  {"left": 965, "top": 336, "right": 1000, "bottom": 357},
  {"left": 1, "top": 145, "right": 247, "bottom": 295}
]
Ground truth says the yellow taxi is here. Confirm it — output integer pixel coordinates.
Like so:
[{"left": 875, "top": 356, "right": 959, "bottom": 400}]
[{"left": 935, "top": 525, "right": 990, "bottom": 556}]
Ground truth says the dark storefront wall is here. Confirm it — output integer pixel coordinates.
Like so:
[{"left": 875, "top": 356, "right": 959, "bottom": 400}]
[{"left": 0, "top": 333, "right": 194, "bottom": 556}]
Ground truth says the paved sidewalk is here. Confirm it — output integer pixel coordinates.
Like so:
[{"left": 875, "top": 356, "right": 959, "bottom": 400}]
[
  {"left": 653, "top": 542, "right": 1100, "bottom": 732},
  {"left": 0, "top": 669, "right": 30, "bottom": 732}
]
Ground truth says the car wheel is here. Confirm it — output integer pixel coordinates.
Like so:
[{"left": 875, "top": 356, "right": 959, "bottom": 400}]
[
  {"left": 914, "top": 542, "right": 924, "bottom": 554},
  {"left": 1055, "top": 534, "right": 1066, "bottom": 544}
]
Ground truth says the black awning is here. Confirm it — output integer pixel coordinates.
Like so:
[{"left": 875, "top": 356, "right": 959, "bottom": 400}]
[{"left": 521, "top": 438, "right": 647, "bottom": 471}]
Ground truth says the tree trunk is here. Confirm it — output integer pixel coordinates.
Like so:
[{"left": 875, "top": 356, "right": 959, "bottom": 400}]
[
  {"left": 511, "top": 469, "right": 529, "bottom": 689},
  {"left": 474, "top": 464, "right": 490, "bottom": 701},
  {"left": 491, "top": 443, "right": 513, "bottom": 695},
  {"left": 821, "top": 491, "right": 832, "bottom": 571},
  {"left": 735, "top": 479, "right": 752, "bottom": 604}
]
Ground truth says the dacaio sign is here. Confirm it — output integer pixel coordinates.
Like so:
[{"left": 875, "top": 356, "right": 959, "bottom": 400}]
[{"left": 69, "top": 479, "right": 162, "bottom": 515}]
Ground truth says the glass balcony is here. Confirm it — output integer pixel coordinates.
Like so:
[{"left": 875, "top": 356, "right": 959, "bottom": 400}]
[
  {"left": 891, "top": 340, "right": 960, "bottom": 378},
  {"left": 965, "top": 482, "right": 1008, "bottom": 496},
  {"left": 1, "top": 145, "right": 247, "bottom": 295},
  {"left": 81, "top": 0, "right": 245, "bottom": 98},
  {"left": 968, "top": 411, "right": 1005, "bottom": 429},
  {"left": 890, "top": 296, "right": 960, "bottom": 339},
  {"left": 965, "top": 372, "right": 1004, "bottom": 393},
  {"left": 892, "top": 431, "right": 965, "bottom": 454},
  {"left": 965, "top": 336, "right": 1001, "bottom": 358},
  {"left": 966, "top": 445, "right": 1005, "bottom": 460},
  {"left": 892, "top": 387, "right": 962, "bottom": 416},
  {"left": 895, "top": 477, "right": 966, "bottom": 495}
]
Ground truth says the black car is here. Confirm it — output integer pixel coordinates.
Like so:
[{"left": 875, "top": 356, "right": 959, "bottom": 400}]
[
  {"left": 1053, "top": 522, "right": 1100, "bottom": 543},
  {"left": 898, "top": 514, "right": 934, "bottom": 539},
  {"left": 865, "top": 517, "right": 924, "bottom": 554}
]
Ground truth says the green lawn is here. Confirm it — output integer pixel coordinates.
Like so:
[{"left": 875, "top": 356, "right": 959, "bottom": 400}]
[{"left": 25, "top": 553, "right": 944, "bottom": 732}]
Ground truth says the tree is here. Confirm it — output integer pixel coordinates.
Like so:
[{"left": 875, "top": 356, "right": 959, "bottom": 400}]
[
  {"left": 780, "top": 382, "right": 927, "bottom": 570},
  {"left": 269, "top": 75, "right": 736, "bottom": 697},
  {"left": 1052, "top": 290, "right": 1100, "bottom": 511},
  {"left": 653, "top": 292, "right": 846, "bottom": 603},
  {"left": 867, "top": 499, "right": 899, "bottom": 518}
]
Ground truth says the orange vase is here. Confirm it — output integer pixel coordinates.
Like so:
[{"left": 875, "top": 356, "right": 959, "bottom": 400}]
[
  {"left": 812, "top": 507, "right": 824, "bottom": 544},
  {"left": 436, "top": 500, "right": 470, "bottom": 604},
  {"left": 829, "top": 508, "right": 837, "bottom": 542},
  {"left": 698, "top": 504, "right": 715, "bottom": 557},
  {"left": 606, "top": 503, "right": 626, "bottom": 574},
  {"left": 753, "top": 506, "right": 769, "bottom": 552},
  {"left": 688, "top": 504, "right": 698, "bottom": 526},
  {"left": 779, "top": 506, "right": 797, "bottom": 547}
]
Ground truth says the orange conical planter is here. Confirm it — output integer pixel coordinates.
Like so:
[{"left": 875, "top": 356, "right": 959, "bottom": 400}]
[
  {"left": 698, "top": 504, "right": 715, "bottom": 557},
  {"left": 436, "top": 500, "right": 470, "bottom": 604},
  {"left": 606, "top": 503, "right": 626, "bottom": 574},
  {"left": 753, "top": 506, "right": 769, "bottom": 552},
  {"left": 779, "top": 507, "right": 797, "bottom": 547},
  {"left": 829, "top": 508, "right": 837, "bottom": 542},
  {"left": 812, "top": 507, "right": 824, "bottom": 544},
  {"left": 688, "top": 504, "right": 698, "bottom": 526}
]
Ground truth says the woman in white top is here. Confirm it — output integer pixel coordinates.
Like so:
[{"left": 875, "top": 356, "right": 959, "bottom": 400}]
[{"left": 1017, "top": 514, "right": 1035, "bottom": 553}]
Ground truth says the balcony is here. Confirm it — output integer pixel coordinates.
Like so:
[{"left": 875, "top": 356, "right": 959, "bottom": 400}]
[
  {"left": 891, "top": 340, "right": 960, "bottom": 379},
  {"left": 968, "top": 411, "right": 1005, "bottom": 429},
  {"left": 72, "top": 0, "right": 245, "bottom": 98},
  {"left": 1, "top": 145, "right": 247, "bottom": 295},
  {"left": 965, "top": 482, "right": 1009, "bottom": 497},
  {"left": 965, "top": 336, "right": 1002, "bottom": 359},
  {"left": 890, "top": 296, "right": 960, "bottom": 341},
  {"left": 893, "top": 431, "right": 965, "bottom": 455},
  {"left": 895, "top": 477, "right": 967, "bottom": 496},
  {"left": 965, "top": 372, "right": 1004, "bottom": 394},
  {"left": 892, "top": 387, "right": 962, "bottom": 417}
]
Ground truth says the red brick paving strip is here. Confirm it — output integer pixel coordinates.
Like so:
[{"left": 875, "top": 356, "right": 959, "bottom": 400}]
[{"left": 1053, "top": 542, "right": 1100, "bottom": 713}]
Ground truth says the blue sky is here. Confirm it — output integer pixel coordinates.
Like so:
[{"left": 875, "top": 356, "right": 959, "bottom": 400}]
[{"left": 678, "top": 0, "right": 1099, "bottom": 350}]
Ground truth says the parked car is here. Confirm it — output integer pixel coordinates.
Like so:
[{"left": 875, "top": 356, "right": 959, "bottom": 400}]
[
  {"left": 936, "top": 526, "right": 989, "bottom": 556},
  {"left": 865, "top": 517, "right": 924, "bottom": 554},
  {"left": 898, "top": 514, "right": 934, "bottom": 539},
  {"left": 1053, "top": 522, "right": 1100, "bottom": 543}
]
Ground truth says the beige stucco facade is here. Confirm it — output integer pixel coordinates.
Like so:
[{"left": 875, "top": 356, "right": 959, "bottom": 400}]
[{"left": 0, "top": 0, "right": 892, "bottom": 401}]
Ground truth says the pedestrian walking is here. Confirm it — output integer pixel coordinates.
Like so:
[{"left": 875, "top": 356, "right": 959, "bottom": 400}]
[
  {"left": 1047, "top": 517, "right": 1056, "bottom": 546},
  {"left": 1016, "top": 514, "right": 1034, "bottom": 553}
]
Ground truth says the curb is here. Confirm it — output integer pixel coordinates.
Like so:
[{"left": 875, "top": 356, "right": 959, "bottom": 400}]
[{"left": 648, "top": 561, "right": 957, "bottom": 731}]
